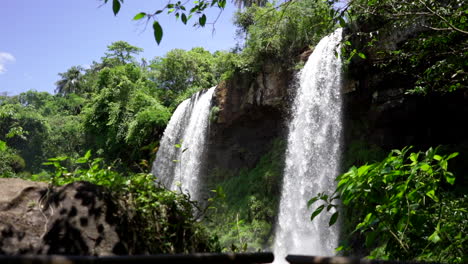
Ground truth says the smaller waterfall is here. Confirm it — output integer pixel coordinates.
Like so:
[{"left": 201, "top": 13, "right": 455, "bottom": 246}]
[
  {"left": 273, "top": 28, "right": 344, "bottom": 263},
  {"left": 152, "top": 87, "right": 215, "bottom": 202}
]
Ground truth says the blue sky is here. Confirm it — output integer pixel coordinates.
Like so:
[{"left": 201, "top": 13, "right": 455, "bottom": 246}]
[{"left": 0, "top": 0, "right": 238, "bottom": 96}]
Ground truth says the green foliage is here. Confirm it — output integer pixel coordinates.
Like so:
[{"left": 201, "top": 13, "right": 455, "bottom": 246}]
[
  {"left": 83, "top": 64, "right": 170, "bottom": 168},
  {"left": 0, "top": 103, "right": 49, "bottom": 171},
  {"left": 346, "top": 0, "right": 468, "bottom": 94},
  {"left": 150, "top": 48, "right": 217, "bottom": 93},
  {"left": 343, "top": 139, "right": 385, "bottom": 168},
  {"left": 234, "top": 0, "right": 336, "bottom": 71},
  {"left": 0, "top": 140, "right": 25, "bottom": 178},
  {"left": 310, "top": 146, "right": 467, "bottom": 263},
  {"left": 209, "top": 106, "right": 220, "bottom": 123},
  {"left": 149, "top": 47, "right": 239, "bottom": 108},
  {"left": 206, "top": 139, "right": 285, "bottom": 250}
]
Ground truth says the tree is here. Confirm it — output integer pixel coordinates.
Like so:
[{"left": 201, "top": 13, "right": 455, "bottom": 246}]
[
  {"left": 103, "top": 41, "right": 143, "bottom": 65},
  {"left": 82, "top": 64, "right": 171, "bottom": 170},
  {"left": 150, "top": 47, "right": 217, "bottom": 93},
  {"left": 343, "top": 0, "right": 468, "bottom": 93},
  {"left": 233, "top": 0, "right": 336, "bottom": 70},
  {"left": 55, "top": 66, "right": 84, "bottom": 96},
  {"left": 0, "top": 103, "right": 49, "bottom": 172}
]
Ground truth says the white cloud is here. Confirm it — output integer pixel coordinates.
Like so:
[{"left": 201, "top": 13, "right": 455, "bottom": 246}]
[{"left": 0, "top": 52, "right": 16, "bottom": 74}]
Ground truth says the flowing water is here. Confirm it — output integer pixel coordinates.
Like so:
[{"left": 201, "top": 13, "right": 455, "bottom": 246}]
[
  {"left": 273, "top": 28, "right": 344, "bottom": 263},
  {"left": 151, "top": 87, "right": 215, "bottom": 202}
]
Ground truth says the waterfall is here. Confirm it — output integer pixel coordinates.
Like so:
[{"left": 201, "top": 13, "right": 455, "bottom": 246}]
[
  {"left": 273, "top": 28, "right": 344, "bottom": 262},
  {"left": 151, "top": 87, "right": 215, "bottom": 202}
]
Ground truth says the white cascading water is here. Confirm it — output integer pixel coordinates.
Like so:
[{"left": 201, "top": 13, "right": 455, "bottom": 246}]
[
  {"left": 152, "top": 87, "right": 215, "bottom": 202},
  {"left": 273, "top": 28, "right": 344, "bottom": 263}
]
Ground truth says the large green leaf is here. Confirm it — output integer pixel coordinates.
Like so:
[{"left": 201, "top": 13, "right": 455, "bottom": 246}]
[
  {"left": 153, "top": 21, "right": 163, "bottom": 44},
  {"left": 112, "top": 0, "right": 121, "bottom": 16},
  {"left": 310, "top": 205, "right": 324, "bottom": 221},
  {"left": 329, "top": 212, "right": 339, "bottom": 226}
]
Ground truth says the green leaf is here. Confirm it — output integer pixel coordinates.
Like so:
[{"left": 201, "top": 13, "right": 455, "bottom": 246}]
[
  {"left": 425, "top": 189, "right": 439, "bottom": 202},
  {"left": 112, "top": 0, "right": 121, "bottom": 16},
  {"left": 365, "top": 230, "right": 378, "bottom": 247},
  {"left": 153, "top": 21, "right": 163, "bottom": 45},
  {"left": 445, "top": 172, "right": 456, "bottom": 185},
  {"left": 447, "top": 152, "right": 459, "bottom": 160},
  {"left": 84, "top": 150, "right": 92, "bottom": 160},
  {"left": 428, "top": 230, "right": 441, "bottom": 243},
  {"left": 181, "top": 13, "right": 188, "bottom": 24},
  {"left": 310, "top": 205, "right": 325, "bottom": 221},
  {"left": 175, "top": 144, "right": 182, "bottom": 148},
  {"left": 338, "top": 17, "right": 346, "bottom": 27},
  {"left": 307, "top": 197, "right": 319, "bottom": 207},
  {"left": 0, "top": 140, "right": 6, "bottom": 151},
  {"left": 329, "top": 212, "right": 339, "bottom": 226},
  {"left": 358, "top": 52, "right": 366, "bottom": 59},
  {"left": 133, "top": 12, "right": 146, "bottom": 20},
  {"left": 75, "top": 157, "right": 88, "bottom": 164},
  {"left": 199, "top": 14, "right": 207, "bottom": 27},
  {"left": 218, "top": 0, "right": 226, "bottom": 8}
]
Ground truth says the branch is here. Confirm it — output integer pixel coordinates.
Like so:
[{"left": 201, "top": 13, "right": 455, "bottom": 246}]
[{"left": 419, "top": 0, "right": 468, "bottom": 35}]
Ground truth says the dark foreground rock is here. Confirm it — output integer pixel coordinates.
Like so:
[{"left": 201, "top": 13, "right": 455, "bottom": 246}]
[{"left": 0, "top": 178, "right": 130, "bottom": 256}]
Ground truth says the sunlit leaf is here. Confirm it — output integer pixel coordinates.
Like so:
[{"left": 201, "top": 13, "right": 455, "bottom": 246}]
[
  {"left": 0, "top": 140, "right": 6, "bottom": 151},
  {"left": 428, "top": 230, "right": 441, "bottom": 243},
  {"left": 133, "top": 12, "right": 146, "bottom": 20}
]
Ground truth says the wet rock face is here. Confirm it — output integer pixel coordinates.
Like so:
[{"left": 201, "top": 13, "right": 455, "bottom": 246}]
[
  {"left": 213, "top": 64, "right": 292, "bottom": 129},
  {"left": 207, "top": 64, "right": 291, "bottom": 175},
  {"left": 0, "top": 179, "right": 131, "bottom": 256}
]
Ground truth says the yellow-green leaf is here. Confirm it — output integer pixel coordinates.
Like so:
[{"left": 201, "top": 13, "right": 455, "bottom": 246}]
[{"left": 133, "top": 12, "right": 146, "bottom": 20}]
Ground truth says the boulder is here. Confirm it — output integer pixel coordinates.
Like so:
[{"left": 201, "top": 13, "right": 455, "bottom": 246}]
[{"left": 0, "top": 178, "right": 131, "bottom": 255}]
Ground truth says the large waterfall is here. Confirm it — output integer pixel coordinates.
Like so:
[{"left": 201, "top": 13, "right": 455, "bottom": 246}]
[
  {"left": 151, "top": 87, "right": 215, "bottom": 202},
  {"left": 273, "top": 28, "right": 344, "bottom": 262}
]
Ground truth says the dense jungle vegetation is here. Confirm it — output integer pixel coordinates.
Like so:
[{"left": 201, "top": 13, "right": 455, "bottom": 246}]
[{"left": 1, "top": 0, "right": 467, "bottom": 261}]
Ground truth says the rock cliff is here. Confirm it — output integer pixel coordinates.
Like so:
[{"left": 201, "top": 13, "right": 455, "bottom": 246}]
[{"left": 206, "top": 63, "right": 294, "bottom": 176}]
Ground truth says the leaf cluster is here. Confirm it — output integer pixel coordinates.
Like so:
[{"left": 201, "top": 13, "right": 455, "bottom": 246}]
[
  {"left": 205, "top": 139, "right": 285, "bottom": 251},
  {"left": 105, "top": 0, "right": 226, "bottom": 44},
  {"left": 345, "top": 0, "right": 468, "bottom": 94},
  {"left": 310, "top": 146, "right": 467, "bottom": 262},
  {"left": 234, "top": 0, "right": 337, "bottom": 71}
]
